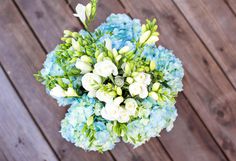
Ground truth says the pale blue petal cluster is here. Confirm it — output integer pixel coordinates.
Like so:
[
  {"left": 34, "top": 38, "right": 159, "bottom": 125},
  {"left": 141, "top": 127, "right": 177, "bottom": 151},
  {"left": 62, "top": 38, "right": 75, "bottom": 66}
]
[
  {"left": 60, "top": 95, "right": 119, "bottom": 151},
  {"left": 124, "top": 105, "right": 177, "bottom": 147},
  {"left": 96, "top": 14, "right": 141, "bottom": 49},
  {"left": 41, "top": 51, "right": 64, "bottom": 77},
  {"left": 142, "top": 45, "right": 184, "bottom": 93}
]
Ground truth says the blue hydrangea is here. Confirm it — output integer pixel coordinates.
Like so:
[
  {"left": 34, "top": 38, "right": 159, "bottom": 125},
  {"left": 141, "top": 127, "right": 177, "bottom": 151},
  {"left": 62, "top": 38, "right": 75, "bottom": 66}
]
[
  {"left": 41, "top": 51, "right": 64, "bottom": 77},
  {"left": 123, "top": 105, "right": 177, "bottom": 147},
  {"left": 96, "top": 14, "right": 141, "bottom": 49},
  {"left": 142, "top": 45, "right": 184, "bottom": 93},
  {"left": 60, "top": 95, "right": 119, "bottom": 151}
]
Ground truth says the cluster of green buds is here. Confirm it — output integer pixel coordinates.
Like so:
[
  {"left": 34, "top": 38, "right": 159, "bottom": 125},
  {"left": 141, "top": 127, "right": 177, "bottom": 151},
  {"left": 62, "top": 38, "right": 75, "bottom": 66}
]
[
  {"left": 139, "top": 19, "right": 159, "bottom": 47},
  {"left": 73, "top": 0, "right": 97, "bottom": 30}
]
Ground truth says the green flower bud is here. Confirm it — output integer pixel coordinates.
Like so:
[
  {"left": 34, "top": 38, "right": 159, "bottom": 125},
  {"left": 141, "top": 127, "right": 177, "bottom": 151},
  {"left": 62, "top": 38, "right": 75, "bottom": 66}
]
[
  {"left": 150, "top": 60, "right": 156, "bottom": 71},
  {"left": 81, "top": 55, "right": 93, "bottom": 64},
  {"left": 109, "top": 91, "right": 117, "bottom": 97},
  {"left": 149, "top": 92, "right": 158, "bottom": 100},
  {"left": 63, "top": 30, "right": 72, "bottom": 37},
  {"left": 126, "top": 77, "right": 134, "bottom": 84},
  {"left": 116, "top": 87, "right": 122, "bottom": 95},
  {"left": 72, "top": 39, "right": 80, "bottom": 51},
  {"left": 152, "top": 82, "right": 160, "bottom": 91},
  {"left": 119, "top": 46, "right": 130, "bottom": 54}
]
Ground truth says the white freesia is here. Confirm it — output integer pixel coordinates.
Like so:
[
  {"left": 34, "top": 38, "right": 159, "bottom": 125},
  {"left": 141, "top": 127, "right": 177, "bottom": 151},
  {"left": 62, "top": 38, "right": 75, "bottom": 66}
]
[
  {"left": 119, "top": 46, "right": 130, "bottom": 54},
  {"left": 94, "top": 60, "right": 118, "bottom": 77},
  {"left": 85, "top": 3, "right": 92, "bottom": 18},
  {"left": 145, "top": 35, "right": 159, "bottom": 44},
  {"left": 73, "top": 3, "right": 86, "bottom": 24},
  {"left": 117, "top": 106, "right": 130, "bottom": 123},
  {"left": 82, "top": 73, "right": 102, "bottom": 92},
  {"left": 105, "top": 39, "right": 112, "bottom": 51},
  {"left": 50, "top": 84, "right": 66, "bottom": 98},
  {"left": 101, "top": 97, "right": 124, "bottom": 121},
  {"left": 149, "top": 91, "right": 158, "bottom": 100},
  {"left": 96, "top": 89, "right": 114, "bottom": 103},
  {"left": 139, "top": 30, "right": 151, "bottom": 44},
  {"left": 75, "top": 58, "right": 92, "bottom": 74},
  {"left": 134, "top": 72, "right": 151, "bottom": 85},
  {"left": 72, "top": 39, "right": 80, "bottom": 51},
  {"left": 124, "top": 98, "right": 138, "bottom": 116},
  {"left": 65, "top": 87, "right": 78, "bottom": 97},
  {"left": 129, "top": 82, "right": 149, "bottom": 99}
]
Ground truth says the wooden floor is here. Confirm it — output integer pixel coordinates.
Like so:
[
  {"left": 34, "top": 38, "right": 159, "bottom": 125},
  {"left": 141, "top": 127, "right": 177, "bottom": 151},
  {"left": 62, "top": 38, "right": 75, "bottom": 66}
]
[{"left": 0, "top": 0, "right": 236, "bottom": 160}]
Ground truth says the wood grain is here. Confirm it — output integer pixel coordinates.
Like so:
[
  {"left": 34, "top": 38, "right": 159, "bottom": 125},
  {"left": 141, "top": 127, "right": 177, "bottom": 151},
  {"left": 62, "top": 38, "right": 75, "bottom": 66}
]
[
  {"left": 225, "top": 0, "right": 236, "bottom": 15},
  {"left": 0, "top": 0, "right": 114, "bottom": 161},
  {"left": 0, "top": 67, "right": 58, "bottom": 161},
  {"left": 120, "top": 0, "right": 236, "bottom": 160},
  {"left": 173, "top": 0, "right": 236, "bottom": 89}
]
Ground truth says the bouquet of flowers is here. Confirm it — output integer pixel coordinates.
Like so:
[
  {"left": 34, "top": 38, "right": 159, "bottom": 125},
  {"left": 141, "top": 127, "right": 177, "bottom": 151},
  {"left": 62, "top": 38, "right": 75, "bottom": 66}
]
[{"left": 35, "top": 0, "right": 184, "bottom": 152}]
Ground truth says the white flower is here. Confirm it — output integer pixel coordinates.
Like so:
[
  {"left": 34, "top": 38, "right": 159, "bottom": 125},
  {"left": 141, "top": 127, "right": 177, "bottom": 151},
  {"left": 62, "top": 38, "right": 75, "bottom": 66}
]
[
  {"left": 149, "top": 91, "right": 158, "bottom": 100},
  {"left": 134, "top": 72, "right": 151, "bottom": 85},
  {"left": 94, "top": 60, "right": 118, "bottom": 77},
  {"left": 85, "top": 2, "right": 92, "bottom": 18},
  {"left": 105, "top": 39, "right": 112, "bottom": 51},
  {"left": 73, "top": 3, "right": 86, "bottom": 24},
  {"left": 72, "top": 39, "right": 80, "bottom": 51},
  {"left": 124, "top": 98, "right": 138, "bottom": 116},
  {"left": 139, "top": 30, "right": 151, "bottom": 44},
  {"left": 129, "top": 82, "right": 149, "bottom": 99},
  {"left": 75, "top": 58, "right": 92, "bottom": 74},
  {"left": 65, "top": 87, "right": 78, "bottom": 97},
  {"left": 82, "top": 73, "right": 102, "bottom": 92},
  {"left": 117, "top": 106, "right": 130, "bottom": 123},
  {"left": 119, "top": 46, "right": 130, "bottom": 54},
  {"left": 96, "top": 89, "right": 114, "bottom": 103},
  {"left": 50, "top": 84, "right": 66, "bottom": 98},
  {"left": 145, "top": 35, "right": 159, "bottom": 44},
  {"left": 101, "top": 97, "right": 124, "bottom": 121}
]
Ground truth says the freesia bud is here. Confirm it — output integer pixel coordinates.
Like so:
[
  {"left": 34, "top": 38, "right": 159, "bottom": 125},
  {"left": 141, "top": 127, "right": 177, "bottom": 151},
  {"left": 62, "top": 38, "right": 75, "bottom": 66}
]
[
  {"left": 80, "top": 55, "right": 92, "bottom": 64},
  {"left": 85, "top": 3, "right": 92, "bottom": 19},
  {"left": 119, "top": 46, "right": 130, "bottom": 54},
  {"left": 149, "top": 92, "right": 158, "bottom": 100},
  {"left": 152, "top": 82, "right": 160, "bottom": 91},
  {"left": 72, "top": 39, "right": 80, "bottom": 51},
  {"left": 139, "top": 30, "right": 151, "bottom": 44},
  {"left": 150, "top": 60, "right": 156, "bottom": 71}
]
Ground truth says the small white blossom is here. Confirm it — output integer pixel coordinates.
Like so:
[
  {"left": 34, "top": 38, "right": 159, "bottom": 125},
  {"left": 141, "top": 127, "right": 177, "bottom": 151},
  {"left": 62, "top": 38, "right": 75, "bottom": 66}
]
[
  {"left": 94, "top": 60, "right": 118, "bottom": 77},
  {"left": 82, "top": 73, "right": 102, "bottom": 92},
  {"left": 73, "top": 3, "right": 86, "bottom": 24},
  {"left": 139, "top": 30, "right": 151, "bottom": 44},
  {"left": 134, "top": 72, "right": 151, "bottom": 85},
  {"left": 96, "top": 89, "right": 114, "bottom": 103},
  {"left": 65, "top": 87, "right": 78, "bottom": 97},
  {"left": 124, "top": 98, "right": 138, "bottom": 116},
  {"left": 50, "top": 84, "right": 66, "bottom": 98},
  {"left": 117, "top": 106, "right": 130, "bottom": 123},
  {"left": 75, "top": 58, "right": 92, "bottom": 74},
  {"left": 129, "top": 82, "right": 148, "bottom": 99}
]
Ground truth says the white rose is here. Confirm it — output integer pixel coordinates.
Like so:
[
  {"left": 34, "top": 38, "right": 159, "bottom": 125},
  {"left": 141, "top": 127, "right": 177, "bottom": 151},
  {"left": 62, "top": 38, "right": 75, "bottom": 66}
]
[
  {"left": 96, "top": 89, "right": 114, "bottom": 103},
  {"left": 129, "top": 82, "right": 149, "bottom": 99},
  {"left": 124, "top": 98, "right": 138, "bottom": 116},
  {"left": 94, "top": 60, "right": 118, "bottom": 77},
  {"left": 50, "top": 84, "right": 66, "bottom": 98},
  {"left": 65, "top": 87, "right": 78, "bottom": 97},
  {"left": 117, "top": 107, "right": 130, "bottom": 123},
  {"left": 82, "top": 73, "right": 102, "bottom": 92},
  {"left": 75, "top": 59, "right": 92, "bottom": 74},
  {"left": 134, "top": 72, "right": 151, "bottom": 85}
]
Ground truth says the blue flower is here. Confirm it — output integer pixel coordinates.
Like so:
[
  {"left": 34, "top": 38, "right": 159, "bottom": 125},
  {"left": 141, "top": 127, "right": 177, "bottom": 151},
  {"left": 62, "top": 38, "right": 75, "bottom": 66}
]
[{"left": 96, "top": 14, "right": 141, "bottom": 50}]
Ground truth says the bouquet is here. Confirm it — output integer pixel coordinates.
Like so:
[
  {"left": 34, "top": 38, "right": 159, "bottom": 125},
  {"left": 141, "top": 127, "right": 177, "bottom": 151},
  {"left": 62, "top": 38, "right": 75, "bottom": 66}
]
[{"left": 35, "top": 0, "right": 184, "bottom": 152}]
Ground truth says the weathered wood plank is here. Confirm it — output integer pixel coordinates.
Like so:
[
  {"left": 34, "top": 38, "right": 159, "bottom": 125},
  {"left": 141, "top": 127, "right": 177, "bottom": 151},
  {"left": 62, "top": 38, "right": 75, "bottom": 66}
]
[
  {"left": 0, "top": 67, "right": 58, "bottom": 161},
  {"left": 225, "top": 0, "right": 236, "bottom": 15},
  {"left": 120, "top": 0, "right": 236, "bottom": 160},
  {"left": 173, "top": 0, "right": 236, "bottom": 89},
  {"left": 14, "top": 0, "right": 81, "bottom": 51},
  {"left": 0, "top": 0, "right": 114, "bottom": 161},
  {"left": 160, "top": 94, "right": 227, "bottom": 161}
]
